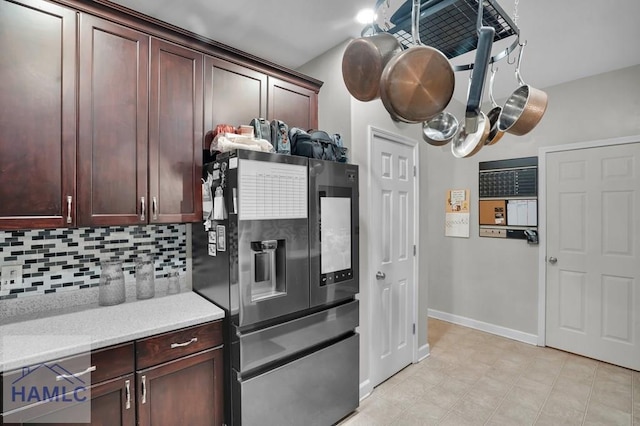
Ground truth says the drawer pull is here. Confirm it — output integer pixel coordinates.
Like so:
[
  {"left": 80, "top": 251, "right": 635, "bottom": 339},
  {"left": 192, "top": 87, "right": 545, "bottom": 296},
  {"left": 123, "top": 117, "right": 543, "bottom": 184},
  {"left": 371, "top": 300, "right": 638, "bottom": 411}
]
[
  {"left": 170, "top": 337, "right": 198, "bottom": 349},
  {"left": 141, "top": 375, "right": 147, "bottom": 404},
  {"left": 56, "top": 365, "right": 96, "bottom": 381},
  {"left": 125, "top": 379, "right": 131, "bottom": 410}
]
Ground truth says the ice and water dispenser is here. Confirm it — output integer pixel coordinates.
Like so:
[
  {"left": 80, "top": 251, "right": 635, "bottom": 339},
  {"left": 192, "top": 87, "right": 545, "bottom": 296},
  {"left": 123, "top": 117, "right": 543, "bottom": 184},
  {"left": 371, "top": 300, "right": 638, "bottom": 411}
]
[{"left": 250, "top": 239, "right": 286, "bottom": 301}]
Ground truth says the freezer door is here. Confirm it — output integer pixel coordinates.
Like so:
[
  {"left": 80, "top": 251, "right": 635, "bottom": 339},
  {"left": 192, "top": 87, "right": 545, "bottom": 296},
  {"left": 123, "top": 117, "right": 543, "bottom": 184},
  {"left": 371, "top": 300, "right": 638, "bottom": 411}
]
[
  {"left": 237, "top": 333, "right": 359, "bottom": 426},
  {"left": 308, "top": 160, "right": 360, "bottom": 307},
  {"left": 235, "top": 299, "right": 359, "bottom": 373}
]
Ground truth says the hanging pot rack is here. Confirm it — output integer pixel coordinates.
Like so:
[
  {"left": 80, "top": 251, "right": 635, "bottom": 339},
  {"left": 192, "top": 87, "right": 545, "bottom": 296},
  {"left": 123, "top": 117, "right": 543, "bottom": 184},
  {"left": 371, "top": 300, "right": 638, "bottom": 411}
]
[{"left": 370, "top": 0, "right": 520, "bottom": 71}]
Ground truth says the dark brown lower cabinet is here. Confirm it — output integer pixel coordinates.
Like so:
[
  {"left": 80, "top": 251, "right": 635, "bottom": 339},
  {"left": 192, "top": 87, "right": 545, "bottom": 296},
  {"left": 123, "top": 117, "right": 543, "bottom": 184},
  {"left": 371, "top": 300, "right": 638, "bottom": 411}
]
[
  {"left": 136, "top": 348, "right": 223, "bottom": 426},
  {"left": 86, "top": 375, "right": 136, "bottom": 426},
  {"left": 1, "top": 321, "right": 223, "bottom": 426},
  {"left": 1, "top": 374, "right": 134, "bottom": 426}
]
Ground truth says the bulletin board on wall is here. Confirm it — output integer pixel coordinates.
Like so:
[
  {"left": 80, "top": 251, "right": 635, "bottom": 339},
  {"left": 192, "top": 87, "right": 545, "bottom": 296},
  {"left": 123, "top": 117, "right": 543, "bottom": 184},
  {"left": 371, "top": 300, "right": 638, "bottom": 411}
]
[{"left": 478, "top": 157, "right": 538, "bottom": 239}]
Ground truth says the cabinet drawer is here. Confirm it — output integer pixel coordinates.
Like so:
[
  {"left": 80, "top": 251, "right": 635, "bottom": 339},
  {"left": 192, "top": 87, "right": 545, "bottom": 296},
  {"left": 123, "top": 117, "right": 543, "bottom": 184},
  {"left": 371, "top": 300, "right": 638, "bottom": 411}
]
[
  {"left": 2, "top": 342, "right": 134, "bottom": 384},
  {"left": 2, "top": 374, "right": 135, "bottom": 425},
  {"left": 2, "top": 342, "right": 133, "bottom": 413},
  {"left": 135, "top": 321, "right": 222, "bottom": 369}
]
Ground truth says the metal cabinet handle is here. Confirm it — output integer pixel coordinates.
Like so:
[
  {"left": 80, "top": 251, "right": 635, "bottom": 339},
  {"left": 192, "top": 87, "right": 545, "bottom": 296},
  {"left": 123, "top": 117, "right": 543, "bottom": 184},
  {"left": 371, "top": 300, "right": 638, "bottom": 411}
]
[
  {"left": 376, "top": 271, "right": 386, "bottom": 280},
  {"left": 170, "top": 337, "right": 198, "bottom": 349},
  {"left": 56, "top": 365, "right": 96, "bottom": 381},
  {"left": 548, "top": 256, "right": 558, "bottom": 264},
  {"left": 140, "top": 196, "right": 146, "bottom": 221},
  {"left": 141, "top": 375, "right": 147, "bottom": 404},
  {"left": 152, "top": 196, "right": 158, "bottom": 220},
  {"left": 125, "top": 379, "right": 131, "bottom": 410},
  {"left": 66, "top": 196, "right": 73, "bottom": 224}
]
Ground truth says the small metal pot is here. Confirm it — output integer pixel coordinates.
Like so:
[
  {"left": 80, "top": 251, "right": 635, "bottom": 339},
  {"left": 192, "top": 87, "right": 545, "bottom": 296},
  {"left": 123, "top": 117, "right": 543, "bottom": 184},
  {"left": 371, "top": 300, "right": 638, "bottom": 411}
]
[
  {"left": 422, "top": 112, "right": 459, "bottom": 146},
  {"left": 342, "top": 33, "right": 403, "bottom": 102},
  {"left": 498, "top": 43, "right": 548, "bottom": 135},
  {"left": 451, "top": 111, "right": 490, "bottom": 158}
]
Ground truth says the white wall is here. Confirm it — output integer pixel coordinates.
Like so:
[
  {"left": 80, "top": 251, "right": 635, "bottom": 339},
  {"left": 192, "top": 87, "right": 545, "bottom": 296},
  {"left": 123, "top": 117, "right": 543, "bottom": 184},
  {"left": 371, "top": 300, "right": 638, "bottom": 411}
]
[{"left": 300, "top": 40, "right": 640, "bottom": 387}]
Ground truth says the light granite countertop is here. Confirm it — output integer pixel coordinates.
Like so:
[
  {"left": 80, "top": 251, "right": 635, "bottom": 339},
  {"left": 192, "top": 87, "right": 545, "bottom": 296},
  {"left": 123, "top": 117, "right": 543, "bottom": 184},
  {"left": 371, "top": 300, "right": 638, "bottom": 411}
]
[{"left": 0, "top": 292, "right": 224, "bottom": 372}]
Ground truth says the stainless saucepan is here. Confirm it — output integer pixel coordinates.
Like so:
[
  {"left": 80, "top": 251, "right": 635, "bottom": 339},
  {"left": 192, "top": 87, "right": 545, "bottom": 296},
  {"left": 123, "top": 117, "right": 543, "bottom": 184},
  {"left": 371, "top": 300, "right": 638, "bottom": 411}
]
[
  {"left": 422, "top": 112, "right": 459, "bottom": 146},
  {"left": 451, "top": 111, "right": 490, "bottom": 158},
  {"left": 498, "top": 42, "right": 548, "bottom": 135}
]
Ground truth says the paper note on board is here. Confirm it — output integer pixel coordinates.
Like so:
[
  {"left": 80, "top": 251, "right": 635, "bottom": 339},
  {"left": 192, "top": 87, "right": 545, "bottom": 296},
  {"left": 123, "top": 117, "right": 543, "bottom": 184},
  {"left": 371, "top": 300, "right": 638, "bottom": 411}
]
[
  {"left": 445, "top": 189, "right": 470, "bottom": 237},
  {"left": 527, "top": 200, "right": 538, "bottom": 226},
  {"left": 445, "top": 213, "right": 470, "bottom": 238},
  {"left": 238, "top": 159, "right": 308, "bottom": 220}
]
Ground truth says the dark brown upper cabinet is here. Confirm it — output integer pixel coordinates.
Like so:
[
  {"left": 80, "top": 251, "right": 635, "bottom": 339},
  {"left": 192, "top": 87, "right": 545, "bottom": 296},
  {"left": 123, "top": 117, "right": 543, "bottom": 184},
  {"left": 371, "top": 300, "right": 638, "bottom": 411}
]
[
  {"left": 149, "top": 38, "right": 203, "bottom": 224},
  {"left": 0, "top": 0, "right": 77, "bottom": 230},
  {"left": 77, "top": 14, "right": 149, "bottom": 227},
  {"left": 268, "top": 77, "right": 318, "bottom": 131},
  {"left": 203, "top": 56, "right": 267, "bottom": 147},
  {"left": 0, "top": 0, "right": 321, "bottom": 231}
]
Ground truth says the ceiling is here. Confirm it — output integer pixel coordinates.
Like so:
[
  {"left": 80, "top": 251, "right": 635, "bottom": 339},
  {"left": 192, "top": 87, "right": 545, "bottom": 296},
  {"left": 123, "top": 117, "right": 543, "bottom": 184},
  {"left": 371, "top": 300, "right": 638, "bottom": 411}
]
[{"left": 110, "top": 0, "right": 640, "bottom": 101}]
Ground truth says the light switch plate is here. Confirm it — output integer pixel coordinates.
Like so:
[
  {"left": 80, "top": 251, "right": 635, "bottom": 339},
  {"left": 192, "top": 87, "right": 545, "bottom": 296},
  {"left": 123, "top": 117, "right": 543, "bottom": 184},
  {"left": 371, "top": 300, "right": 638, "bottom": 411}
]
[{"left": 1, "top": 263, "right": 23, "bottom": 295}]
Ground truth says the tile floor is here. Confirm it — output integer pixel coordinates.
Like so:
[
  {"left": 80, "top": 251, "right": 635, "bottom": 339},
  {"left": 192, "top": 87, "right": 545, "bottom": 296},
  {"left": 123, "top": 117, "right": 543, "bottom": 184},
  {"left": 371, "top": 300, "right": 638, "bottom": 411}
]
[{"left": 339, "top": 319, "right": 639, "bottom": 425}]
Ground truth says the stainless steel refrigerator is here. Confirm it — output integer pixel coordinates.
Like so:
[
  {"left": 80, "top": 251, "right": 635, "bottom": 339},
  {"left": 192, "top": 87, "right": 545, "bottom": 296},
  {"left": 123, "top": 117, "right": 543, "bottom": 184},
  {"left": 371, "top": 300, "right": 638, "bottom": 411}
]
[{"left": 192, "top": 150, "right": 359, "bottom": 426}]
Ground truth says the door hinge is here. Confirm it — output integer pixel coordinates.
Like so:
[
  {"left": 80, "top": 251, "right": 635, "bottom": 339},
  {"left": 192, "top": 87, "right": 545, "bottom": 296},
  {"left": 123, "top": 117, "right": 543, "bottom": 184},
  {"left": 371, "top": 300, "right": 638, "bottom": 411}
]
[
  {"left": 412, "top": 323, "right": 416, "bottom": 335},
  {"left": 413, "top": 166, "right": 416, "bottom": 177},
  {"left": 413, "top": 245, "right": 416, "bottom": 256}
]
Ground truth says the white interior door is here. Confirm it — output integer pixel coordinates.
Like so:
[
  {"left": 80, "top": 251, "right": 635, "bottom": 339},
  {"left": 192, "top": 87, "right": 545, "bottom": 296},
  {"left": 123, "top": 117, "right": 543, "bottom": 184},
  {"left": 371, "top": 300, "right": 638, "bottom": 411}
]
[
  {"left": 545, "top": 142, "right": 640, "bottom": 370},
  {"left": 370, "top": 129, "right": 416, "bottom": 387}
]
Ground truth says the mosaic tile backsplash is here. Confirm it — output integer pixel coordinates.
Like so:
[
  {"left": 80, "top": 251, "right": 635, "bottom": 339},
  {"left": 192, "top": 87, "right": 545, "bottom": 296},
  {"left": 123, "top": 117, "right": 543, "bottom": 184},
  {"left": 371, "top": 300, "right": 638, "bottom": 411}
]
[{"left": 0, "top": 225, "right": 186, "bottom": 300}]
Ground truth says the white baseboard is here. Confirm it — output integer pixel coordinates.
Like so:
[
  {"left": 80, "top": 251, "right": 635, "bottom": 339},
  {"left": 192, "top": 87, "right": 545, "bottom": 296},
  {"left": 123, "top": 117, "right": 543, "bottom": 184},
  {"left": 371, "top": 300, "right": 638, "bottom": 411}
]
[
  {"left": 359, "top": 379, "right": 373, "bottom": 401},
  {"left": 417, "top": 343, "right": 430, "bottom": 362},
  {"left": 428, "top": 309, "right": 538, "bottom": 346}
]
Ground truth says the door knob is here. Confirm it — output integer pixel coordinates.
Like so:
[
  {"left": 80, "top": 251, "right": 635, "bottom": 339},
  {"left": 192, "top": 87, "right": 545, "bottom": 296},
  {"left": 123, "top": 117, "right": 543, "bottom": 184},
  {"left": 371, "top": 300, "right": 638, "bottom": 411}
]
[
  {"left": 548, "top": 257, "right": 558, "bottom": 264},
  {"left": 376, "top": 271, "right": 386, "bottom": 280}
]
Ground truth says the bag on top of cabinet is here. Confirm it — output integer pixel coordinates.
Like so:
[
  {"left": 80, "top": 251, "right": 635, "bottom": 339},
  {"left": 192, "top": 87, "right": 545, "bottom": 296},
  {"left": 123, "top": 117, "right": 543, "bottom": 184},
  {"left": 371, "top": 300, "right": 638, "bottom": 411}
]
[
  {"left": 289, "top": 128, "right": 342, "bottom": 161},
  {"left": 330, "top": 133, "right": 348, "bottom": 163},
  {"left": 250, "top": 118, "right": 272, "bottom": 144},
  {"left": 270, "top": 120, "right": 291, "bottom": 155}
]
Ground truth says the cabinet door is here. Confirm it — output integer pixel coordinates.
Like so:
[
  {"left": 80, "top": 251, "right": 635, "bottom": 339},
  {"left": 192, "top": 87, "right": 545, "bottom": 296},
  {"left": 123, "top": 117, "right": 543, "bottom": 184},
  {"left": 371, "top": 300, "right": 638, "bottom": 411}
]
[
  {"left": 78, "top": 14, "right": 149, "bottom": 227},
  {"left": 137, "top": 348, "right": 223, "bottom": 426},
  {"left": 1, "top": 375, "right": 135, "bottom": 426},
  {"left": 0, "top": 0, "right": 76, "bottom": 230},
  {"left": 203, "top": 57, "right": 267, "bottom": 148},
  {"left": 86, "top": 375, "right": 136, "bottom": 426},
  {"left": 267, "top": 77, "right": 318, "bottom": 131},
  {"left": 149, "top": 38, "right": 203, "bottom": 223}
]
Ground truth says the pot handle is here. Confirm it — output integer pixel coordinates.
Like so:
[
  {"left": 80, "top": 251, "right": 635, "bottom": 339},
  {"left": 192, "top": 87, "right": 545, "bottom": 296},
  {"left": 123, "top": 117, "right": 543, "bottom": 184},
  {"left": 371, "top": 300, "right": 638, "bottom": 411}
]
[
  {"left": 515, "top": 41, "right": 528, "bottom": 87},
  {"left": 466, "top": 25, "right": 495, "bottom": 132},
  {"left": 411, "top": 0, "right": 422, "bottom": 46},
  {"left": 489, "top": 67, "right": 499, "bottom": 108}
]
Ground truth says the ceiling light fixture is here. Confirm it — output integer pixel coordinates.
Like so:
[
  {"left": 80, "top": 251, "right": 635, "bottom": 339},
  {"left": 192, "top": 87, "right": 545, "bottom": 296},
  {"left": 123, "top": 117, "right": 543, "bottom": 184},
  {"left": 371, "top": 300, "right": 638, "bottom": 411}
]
[{"left": 355, "top": 8, "right": 377, "bottom": 25}]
